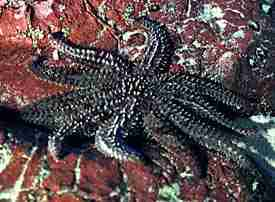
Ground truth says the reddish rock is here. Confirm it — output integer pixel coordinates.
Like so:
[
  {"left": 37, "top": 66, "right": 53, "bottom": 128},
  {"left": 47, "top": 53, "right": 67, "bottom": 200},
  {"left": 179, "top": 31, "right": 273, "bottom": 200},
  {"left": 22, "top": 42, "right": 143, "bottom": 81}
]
[
  {"left": 0, "top": 8, "right": 28, "bottom": 38},
  {"left": 49, "top": 193, "right": 84, "bottom": 202},
  {"left": 79, "top": 153, "right": 121, "bottom": 201},
  {"left": 22, "top": 149, "right": 45, "bottom": 189},
  {"left": 123, "top": 161, "right": 158, "bottom": 201},
  {"left": 0, "top": 146, "right": 28, "bottom": 190},
  {"left": 43, "top": 154, "right": 77, "bottom": 193},
  {"left": 18, "top": 189, "right": 49, "bottom": 202},
  {"left": 180, "top": 180, "right": 208, "bottom": 202}
]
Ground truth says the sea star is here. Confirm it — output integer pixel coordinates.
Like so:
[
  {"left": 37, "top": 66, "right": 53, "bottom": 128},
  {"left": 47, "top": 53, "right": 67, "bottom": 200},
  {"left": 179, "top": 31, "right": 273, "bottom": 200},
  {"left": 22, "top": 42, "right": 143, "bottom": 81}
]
[{"left": 1, "top": 17, "right": 274, "bottom": 200}]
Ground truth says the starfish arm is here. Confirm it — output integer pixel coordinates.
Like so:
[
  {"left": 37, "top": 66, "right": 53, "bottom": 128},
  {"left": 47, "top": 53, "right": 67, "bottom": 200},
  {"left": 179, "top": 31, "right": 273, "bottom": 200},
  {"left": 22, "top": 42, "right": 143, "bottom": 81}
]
[
  {"left": 156, "top": 97, "right": 247, "bottom": 161},
  {"left": 166, "top": 73, "right": 257, "bottom": 117},
  {"left": 143, "top": 112, "right": 209, "bottom": 177},
  {"left": 119, "top": 108, "right": 143, "bottom": 137},
  {"left": 94, "top": 115, "right": 143, "bottom": 161},
  {"left": 50, "top": 32, "right": 132, "bottom": 71},
  {"left": 174, "top": 96, "right": 252, "bottom": 136},
  {"left": 48, "top": 134, "right": 63, "bottom": 160},
  {"left": 31, "top": 56, "right": 93, "bottom": 86},
  {"left": 47, "top": 112, "right": 98, "bottom": 159},
  {"left": 158, "top": 82, "right": 252, "bottom": 136},
  {"left": 19, "top": 89, "right": 113, "bottom": 129},
  {"left": 30, "top": 56, "right": 127, "bottom": 89},
  {"left": 137, "top": 17, "right": 174, "bottom": 74}
]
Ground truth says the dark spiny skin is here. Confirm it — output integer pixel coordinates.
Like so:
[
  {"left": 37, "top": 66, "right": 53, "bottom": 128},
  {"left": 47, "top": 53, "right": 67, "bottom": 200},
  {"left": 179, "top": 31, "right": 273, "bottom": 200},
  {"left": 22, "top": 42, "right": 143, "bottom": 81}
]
[{"left": 11, "top": 17, "right": 273, "bottom": 200}]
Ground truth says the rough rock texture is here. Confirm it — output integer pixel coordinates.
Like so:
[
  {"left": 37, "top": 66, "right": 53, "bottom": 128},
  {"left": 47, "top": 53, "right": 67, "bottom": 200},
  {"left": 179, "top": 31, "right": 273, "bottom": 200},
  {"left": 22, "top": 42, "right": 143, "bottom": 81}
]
[{"left": 0, "top": 0, "right": 274, "bottom": 201}]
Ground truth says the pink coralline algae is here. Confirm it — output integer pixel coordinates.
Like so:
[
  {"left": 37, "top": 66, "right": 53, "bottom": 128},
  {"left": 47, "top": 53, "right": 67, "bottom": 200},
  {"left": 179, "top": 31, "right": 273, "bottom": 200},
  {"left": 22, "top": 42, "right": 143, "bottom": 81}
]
[{"left": 33, "top": 0, "right": 54, "bottom": 20}]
